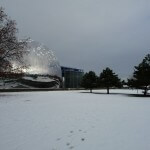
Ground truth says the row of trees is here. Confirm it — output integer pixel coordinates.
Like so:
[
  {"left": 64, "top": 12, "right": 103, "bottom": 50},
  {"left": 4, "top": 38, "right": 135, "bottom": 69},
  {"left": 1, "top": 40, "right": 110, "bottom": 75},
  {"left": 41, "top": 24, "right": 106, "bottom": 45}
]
[
  {"left": 81, "top": 67, "right": 121, "bottom": 94},
  {"left": 81, "top": 54, "right": 150, "bottom": 96}
]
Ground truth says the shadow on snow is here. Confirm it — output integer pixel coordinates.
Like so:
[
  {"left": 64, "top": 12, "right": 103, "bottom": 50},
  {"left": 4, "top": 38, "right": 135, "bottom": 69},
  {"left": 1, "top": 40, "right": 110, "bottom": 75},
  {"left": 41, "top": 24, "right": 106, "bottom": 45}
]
[{"left": 80, "top": 91, "right": 150, "bottom": 97}]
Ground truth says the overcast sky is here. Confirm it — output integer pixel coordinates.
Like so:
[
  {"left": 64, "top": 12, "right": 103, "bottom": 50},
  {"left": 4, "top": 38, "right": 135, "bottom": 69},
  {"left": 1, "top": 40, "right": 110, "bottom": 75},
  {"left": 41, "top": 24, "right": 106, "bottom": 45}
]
[{"left": 1, "top": 0, "right": 150, "bottom": 78}]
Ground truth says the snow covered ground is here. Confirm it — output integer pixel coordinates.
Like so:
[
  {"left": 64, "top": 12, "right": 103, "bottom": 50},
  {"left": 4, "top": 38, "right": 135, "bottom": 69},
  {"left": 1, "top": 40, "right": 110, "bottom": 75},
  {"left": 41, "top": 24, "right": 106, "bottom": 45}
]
[
  {"left": 0, "top": 76, "right": 59, "bottom": 89},
  {"left": 0, "top": 89, "right": 150, "bottom": 150},
  {"left": 22, "top": 76, "right": 56, "bottom": 82}
]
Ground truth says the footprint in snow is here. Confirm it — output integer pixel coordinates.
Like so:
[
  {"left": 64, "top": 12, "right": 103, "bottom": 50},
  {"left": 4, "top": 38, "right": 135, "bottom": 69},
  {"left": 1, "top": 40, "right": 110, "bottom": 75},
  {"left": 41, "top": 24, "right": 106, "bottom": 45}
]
[
  {"left": 56, "top": 138, "right": 61, "bottom": 141},
  {"left": 24, "top": 100, "right": 31, "bottom": 102},
  {"left": 66, "top": 142, "right": 70, "bottom": 146}
]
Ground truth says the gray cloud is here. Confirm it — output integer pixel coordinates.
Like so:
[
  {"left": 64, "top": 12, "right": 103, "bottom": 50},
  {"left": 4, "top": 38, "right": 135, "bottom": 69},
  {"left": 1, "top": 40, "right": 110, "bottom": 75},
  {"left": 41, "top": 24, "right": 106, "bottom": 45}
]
[{"left": 1, "top": 0, "right": 150, "bottom": 78}]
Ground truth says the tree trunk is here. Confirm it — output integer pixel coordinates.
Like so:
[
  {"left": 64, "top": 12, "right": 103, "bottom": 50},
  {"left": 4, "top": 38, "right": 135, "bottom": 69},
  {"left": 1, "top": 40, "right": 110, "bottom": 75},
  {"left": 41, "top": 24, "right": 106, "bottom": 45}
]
[
  {"left": 107, "top": 87, "right": 109, "bottom": 94},
  {"left": 90, "top": 89, "right": 92, "bottom": 93},
  {"left": 144, "top": 86, "right": 147, "bottom": 96}
]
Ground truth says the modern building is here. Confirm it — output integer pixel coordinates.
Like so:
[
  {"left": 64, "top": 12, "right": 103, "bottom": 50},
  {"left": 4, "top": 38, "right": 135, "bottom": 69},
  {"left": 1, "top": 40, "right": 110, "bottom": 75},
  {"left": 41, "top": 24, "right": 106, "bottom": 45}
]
[
  {"left": 18, "top": 40, "right": 62, "bottom": 88},
  {"left": 61, "top": 66, "right": 84, "bottom": 88}
]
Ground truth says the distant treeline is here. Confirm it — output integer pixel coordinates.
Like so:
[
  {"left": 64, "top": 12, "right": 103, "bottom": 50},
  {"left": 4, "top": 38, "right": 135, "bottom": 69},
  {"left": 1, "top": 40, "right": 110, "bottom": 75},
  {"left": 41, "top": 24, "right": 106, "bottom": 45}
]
[{"left": 81, "top": 54, "right": 150, "bottom": 96}]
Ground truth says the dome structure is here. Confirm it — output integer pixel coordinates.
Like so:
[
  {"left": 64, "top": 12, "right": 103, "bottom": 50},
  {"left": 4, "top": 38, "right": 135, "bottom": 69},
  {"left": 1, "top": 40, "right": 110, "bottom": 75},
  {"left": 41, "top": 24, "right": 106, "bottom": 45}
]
[{"left": 24, "top": 40, "right": 62, "bottom": 78}]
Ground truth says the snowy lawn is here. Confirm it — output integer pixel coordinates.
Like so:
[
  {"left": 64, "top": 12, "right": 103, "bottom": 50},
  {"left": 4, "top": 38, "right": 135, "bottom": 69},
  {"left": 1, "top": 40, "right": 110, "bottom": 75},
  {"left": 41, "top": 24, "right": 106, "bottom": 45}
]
[{"left": 0, "top": 89, "right": 150, "bottom": 150}]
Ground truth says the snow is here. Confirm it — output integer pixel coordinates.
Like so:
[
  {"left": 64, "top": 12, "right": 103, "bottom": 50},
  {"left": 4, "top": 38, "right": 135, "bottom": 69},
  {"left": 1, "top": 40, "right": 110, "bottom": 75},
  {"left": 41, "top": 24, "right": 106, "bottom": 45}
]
[
  {"left": 0, "top": 80, "right": 34, "bottom": 89},
  {"left": 0, "top": 76, "right": 59, "bottom": 89},
  {"left": 0, "top": 89, "right": 150, "bottom": 150},
  {"left": 22, "top": 76, "right": 55, "bottom": 82}
]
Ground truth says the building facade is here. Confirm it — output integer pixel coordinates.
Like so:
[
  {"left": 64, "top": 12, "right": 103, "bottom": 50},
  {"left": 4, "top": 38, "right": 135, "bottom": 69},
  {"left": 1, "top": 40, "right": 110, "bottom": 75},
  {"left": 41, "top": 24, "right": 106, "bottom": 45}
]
[{"left": 61, "top": 66, "right": 84, "bottom": 88}]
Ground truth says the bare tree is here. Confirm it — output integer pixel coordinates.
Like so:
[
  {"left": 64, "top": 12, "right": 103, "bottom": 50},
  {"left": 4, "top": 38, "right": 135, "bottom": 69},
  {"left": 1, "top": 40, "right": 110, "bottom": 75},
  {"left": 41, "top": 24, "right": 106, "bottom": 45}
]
[{"left": 0, "top": 7, "right": 28, "bottom": 74}]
